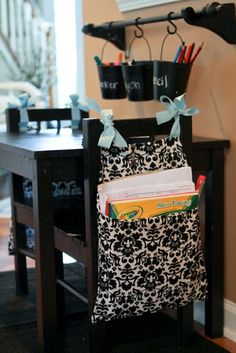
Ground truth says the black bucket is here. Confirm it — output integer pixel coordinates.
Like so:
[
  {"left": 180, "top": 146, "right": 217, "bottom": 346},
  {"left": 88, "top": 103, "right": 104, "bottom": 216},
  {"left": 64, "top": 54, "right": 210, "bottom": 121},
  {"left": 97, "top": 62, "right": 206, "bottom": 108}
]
[
  {"left": 96, "top": 40, "right": 127, "bottom": 100},
  {"left": 153, "top": 29, "right": 192, "bottom": 101},
  {"left": 153, "top": 61, "right": 192, "bottom": 100},
  {"left": 98, "top": 64, "right": 127, "bottom": 99},
  {"left": 122, "top": 61, "right": 153, "bottom": 101},
  {"left": 122, "top": 35, "right": 153, "bottom": 101}
]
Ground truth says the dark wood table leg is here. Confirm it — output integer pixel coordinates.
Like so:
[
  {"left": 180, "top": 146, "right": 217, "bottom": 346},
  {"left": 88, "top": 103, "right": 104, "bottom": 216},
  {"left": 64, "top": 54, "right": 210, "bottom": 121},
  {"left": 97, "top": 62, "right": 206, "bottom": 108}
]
[
  {"left": 32, "top": 159, "right": 57, "bottom": 352},
  {"left": 204, "top": 148, "right": 224, "bottom": 337},
  {"left": 10, "top": 173, "right": 28, "bottom": 295}
]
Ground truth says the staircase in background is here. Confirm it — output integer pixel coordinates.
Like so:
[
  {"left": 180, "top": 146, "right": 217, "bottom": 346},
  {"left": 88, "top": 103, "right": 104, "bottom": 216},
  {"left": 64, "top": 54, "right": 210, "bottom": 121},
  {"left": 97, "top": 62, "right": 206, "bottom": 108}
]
[
  {"left": 0, "top": 0, "right": 56, "bottom": 203},
  {"left": 0, "top": 0, "right": 55, "bottom": 103}
]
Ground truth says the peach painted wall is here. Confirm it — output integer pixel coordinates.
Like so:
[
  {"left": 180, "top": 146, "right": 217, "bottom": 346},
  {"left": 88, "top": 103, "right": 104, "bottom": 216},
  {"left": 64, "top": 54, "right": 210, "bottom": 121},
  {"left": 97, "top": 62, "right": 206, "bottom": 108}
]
[{"left": 83, "top": 0, "right": 236, "bottom": 303}]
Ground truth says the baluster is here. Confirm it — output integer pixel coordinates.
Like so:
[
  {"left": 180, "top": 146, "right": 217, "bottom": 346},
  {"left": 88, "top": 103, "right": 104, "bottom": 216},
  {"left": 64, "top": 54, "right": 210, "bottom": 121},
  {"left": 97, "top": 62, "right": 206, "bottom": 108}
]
[
  {"left": 39, "top": 26, "right": 48, "bottom": 89},
  {"left": 23, "top": 1, "right": 33, "bottom": 68},
  {"left": 31, "top": 15, "right": 36, "bottom": 59},
  {"left": 0, "top": 0, "right": 9, "bottom": 38},
  {"left": 15, "top": 0, "right": 25, "bottom": 67},
  {"left": 8, "top": 0, "right": 17, "bottom": 51},
  {"left": 31, "top": 16, "right": 42, "bottom": 86},
  {"left": 20, "top": 0, "right": 27, "bottom": 68},
  {"left": 45, "top": 26, "right": 55, "bottom": 104}
]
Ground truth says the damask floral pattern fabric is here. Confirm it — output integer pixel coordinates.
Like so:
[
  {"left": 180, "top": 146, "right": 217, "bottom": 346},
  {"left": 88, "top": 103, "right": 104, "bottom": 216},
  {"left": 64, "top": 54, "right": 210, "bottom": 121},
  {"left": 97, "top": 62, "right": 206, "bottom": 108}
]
[
  {"left": 100, "top": 137, "right": 187, "bottom": 182},
  {"left": 92, "top": 137, "right": 207, "bottom": 323}
]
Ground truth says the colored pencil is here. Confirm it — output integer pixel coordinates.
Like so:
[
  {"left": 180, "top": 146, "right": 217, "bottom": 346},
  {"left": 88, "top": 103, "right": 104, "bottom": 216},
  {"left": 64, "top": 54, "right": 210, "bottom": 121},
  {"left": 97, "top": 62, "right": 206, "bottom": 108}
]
[
  {"left": 185, "top": 43, "right": 195, "bottom": 64},
  {"left": 177, "top": 45, "right": 186, "bottom": 64},
  {"left": 190, "top": 42, "right": 204, "bottom": 64},
  {"left": 173, "top": 44, "right": 182, "bottom": 63}
]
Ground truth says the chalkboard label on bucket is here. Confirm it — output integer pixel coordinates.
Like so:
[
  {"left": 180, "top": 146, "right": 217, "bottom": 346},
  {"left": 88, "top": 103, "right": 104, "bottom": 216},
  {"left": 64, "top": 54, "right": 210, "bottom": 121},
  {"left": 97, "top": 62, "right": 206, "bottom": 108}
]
[
  {"left": 122, "top": 61, "right": 154, "bottom": 101},
  {"left": 97, "top": 65, "right": 127, "bottom": 100},
  {"left": 153, "top": 75, "right": 168, "bottom": 89},
  {"left": 125, "top": 81, "right": 142, "bottom": 92},
  {"left": 100, "top": 80, "right": 119, "bottom": 90},
  {"left": 153, "top": 61, "right": 192, "bottom": 101}
]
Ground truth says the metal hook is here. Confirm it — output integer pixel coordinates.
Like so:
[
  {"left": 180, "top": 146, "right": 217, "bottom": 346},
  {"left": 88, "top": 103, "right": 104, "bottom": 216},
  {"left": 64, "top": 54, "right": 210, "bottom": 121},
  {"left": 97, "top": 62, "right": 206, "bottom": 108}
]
[
  {"left": 134, "top": 17, "right": 144, "bottom": 38},
  {"left": 167, "top": 12, "right": 177, "bottom": 34}
]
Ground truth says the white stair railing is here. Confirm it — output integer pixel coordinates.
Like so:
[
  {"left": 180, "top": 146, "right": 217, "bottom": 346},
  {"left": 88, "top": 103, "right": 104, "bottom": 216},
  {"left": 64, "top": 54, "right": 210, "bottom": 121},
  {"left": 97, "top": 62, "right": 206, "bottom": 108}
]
[{"left": 0, "top": 0, "right": 56, "bottom": 101}]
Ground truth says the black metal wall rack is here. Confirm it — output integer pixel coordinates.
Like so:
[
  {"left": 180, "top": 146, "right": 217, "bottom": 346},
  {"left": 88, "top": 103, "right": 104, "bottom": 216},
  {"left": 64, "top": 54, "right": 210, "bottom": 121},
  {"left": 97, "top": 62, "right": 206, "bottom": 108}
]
[{"left": 82, "top": 2, "right": 236, "bottom": 50}]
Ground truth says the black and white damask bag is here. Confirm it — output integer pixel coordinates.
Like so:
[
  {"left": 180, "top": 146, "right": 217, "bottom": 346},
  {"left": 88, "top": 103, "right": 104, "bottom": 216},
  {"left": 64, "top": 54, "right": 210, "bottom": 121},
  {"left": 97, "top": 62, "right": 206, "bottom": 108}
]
[
  {"left": 92, "top": 136, "right": 207, "bottom": 323},
  {"left": 86, "top": 95, "right": 207, "bottom": 323}
]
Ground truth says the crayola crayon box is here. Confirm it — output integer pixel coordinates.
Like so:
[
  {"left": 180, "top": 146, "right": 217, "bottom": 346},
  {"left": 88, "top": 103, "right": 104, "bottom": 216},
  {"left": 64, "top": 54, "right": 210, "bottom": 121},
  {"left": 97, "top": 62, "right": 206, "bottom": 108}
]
[{"left": 107, "top": 192, "right": 199, "bottom": 220}]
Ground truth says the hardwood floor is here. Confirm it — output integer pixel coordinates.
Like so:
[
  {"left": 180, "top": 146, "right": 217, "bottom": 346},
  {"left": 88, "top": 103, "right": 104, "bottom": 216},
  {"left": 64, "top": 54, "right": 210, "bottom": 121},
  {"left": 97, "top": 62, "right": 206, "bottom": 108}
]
[
  {"left": 208, "top": 336, "right": 236, "bottom": 352},
  {"left": 194, "top": 321, "right": 236, "bottom": 353},
  {"left": 0, "top": 217, "right": 235, "bottom": 352}
]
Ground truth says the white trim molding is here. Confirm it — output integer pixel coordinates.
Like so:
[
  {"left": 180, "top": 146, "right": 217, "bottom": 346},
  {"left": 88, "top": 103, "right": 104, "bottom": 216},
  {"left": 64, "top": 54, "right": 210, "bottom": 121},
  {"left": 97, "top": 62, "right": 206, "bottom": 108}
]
[
  {"left": 224, "top": 299, "right": 236, "bottom": 342},
  {"left": 116, "top": 0, "right": 181, "bottom": 12},
  {"left": 194, "top": 299, "right": 236, "bottom": 343}
]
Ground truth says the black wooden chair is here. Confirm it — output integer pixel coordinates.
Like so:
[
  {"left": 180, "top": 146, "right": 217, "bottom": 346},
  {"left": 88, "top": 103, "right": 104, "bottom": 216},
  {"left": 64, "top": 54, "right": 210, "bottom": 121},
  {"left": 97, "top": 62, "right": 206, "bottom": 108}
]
[
  {"left": 82, "top": 116, "right": 202, "bottom": 353},
  {"left": 6, "top": 106, "right": 86, "bottom": 134}
]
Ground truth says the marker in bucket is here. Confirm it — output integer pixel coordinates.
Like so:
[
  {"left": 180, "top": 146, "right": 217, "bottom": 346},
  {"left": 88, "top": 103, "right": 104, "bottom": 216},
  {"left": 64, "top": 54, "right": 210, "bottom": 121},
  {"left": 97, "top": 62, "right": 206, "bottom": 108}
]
[
  {"left": 103, "top": 62, "right": 112, "bottom": 66},
  {"left": 114, "top": 52, "right": 123, "bottom": 66},
  {"left": 94, "top": 55, "right": 102, "bottom": 65}
]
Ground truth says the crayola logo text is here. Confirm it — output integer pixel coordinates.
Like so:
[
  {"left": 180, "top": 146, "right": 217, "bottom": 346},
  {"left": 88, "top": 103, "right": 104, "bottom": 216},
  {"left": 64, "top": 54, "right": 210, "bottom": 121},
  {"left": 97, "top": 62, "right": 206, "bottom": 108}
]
[{"left": 118, "top": 206, "right": 143, "bottom": 220}]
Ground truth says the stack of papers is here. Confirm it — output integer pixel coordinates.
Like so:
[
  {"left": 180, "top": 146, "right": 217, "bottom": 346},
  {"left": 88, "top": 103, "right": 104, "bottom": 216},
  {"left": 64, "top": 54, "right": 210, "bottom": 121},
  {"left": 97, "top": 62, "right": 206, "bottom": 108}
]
[{"left": 98, "top": 167, "right": 198, "bottom": 219}]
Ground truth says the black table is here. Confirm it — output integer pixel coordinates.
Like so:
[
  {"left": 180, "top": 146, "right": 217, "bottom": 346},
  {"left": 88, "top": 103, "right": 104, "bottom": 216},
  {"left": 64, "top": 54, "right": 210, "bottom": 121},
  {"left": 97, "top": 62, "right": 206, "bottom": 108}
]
[
  {"left": 0, "top": 130, "right": 230, "bottom": 352},
  {"left": 0, "top": 129, "right": 84, "bottom": 352}
]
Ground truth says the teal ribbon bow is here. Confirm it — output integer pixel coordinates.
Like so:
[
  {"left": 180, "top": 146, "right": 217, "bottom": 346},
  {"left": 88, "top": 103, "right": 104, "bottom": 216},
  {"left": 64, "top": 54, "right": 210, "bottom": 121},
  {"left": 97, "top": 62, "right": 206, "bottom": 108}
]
[
  {"left": 69, "top": 94, "right": 89, "bottom": 130},
  {"left": 98, "top": 109, "right": 128, "bottom": 148},
  {"left": 8, "top": 93, "right": 35, "bottom": 132},
  {"left": 156, "top": 93, "right": 199, "bottom": 138},
  {"left": 87, "top": 97, "right": 127, "bottom": 149}
]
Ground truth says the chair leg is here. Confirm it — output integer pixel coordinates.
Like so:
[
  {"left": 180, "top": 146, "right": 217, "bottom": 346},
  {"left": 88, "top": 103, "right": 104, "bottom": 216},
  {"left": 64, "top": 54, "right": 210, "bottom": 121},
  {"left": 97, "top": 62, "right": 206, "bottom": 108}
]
[
  {"left": 89, "top": 321, "right": 108, "bottom": 353},
  {"left": 14, "top": 224, "right": 28, "bottom": 295},
  {"left": 55, "top": 250, "right": 66, "bottom": 328},
  {"left": 177, "top": 303, "right": 194, "bottom": 348}
]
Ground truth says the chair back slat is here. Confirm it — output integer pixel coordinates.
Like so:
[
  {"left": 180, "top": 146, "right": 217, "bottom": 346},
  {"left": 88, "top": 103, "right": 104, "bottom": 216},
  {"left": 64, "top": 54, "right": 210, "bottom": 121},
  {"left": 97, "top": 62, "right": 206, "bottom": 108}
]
[{"left": 6, "top": 108, "right": 89, "bottom": 133}]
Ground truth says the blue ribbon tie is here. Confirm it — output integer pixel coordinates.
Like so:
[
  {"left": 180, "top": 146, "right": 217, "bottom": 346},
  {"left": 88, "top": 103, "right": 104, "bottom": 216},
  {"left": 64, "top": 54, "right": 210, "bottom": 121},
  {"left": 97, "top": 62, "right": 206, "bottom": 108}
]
[
  {"left": 69, "top": 94, "right": 89, "bottom": 130},
  {"left": 98, "top": 109, "right": 127, "bottom": 149},
  {"left": 156, "top": 93, "right": 199, "bottom": 139},
  {"left": 8, "top": 93, "right": 35, "bottom": 132},
  {"left": 87, "top": 97, "right": 127, "bottom": 148}
]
